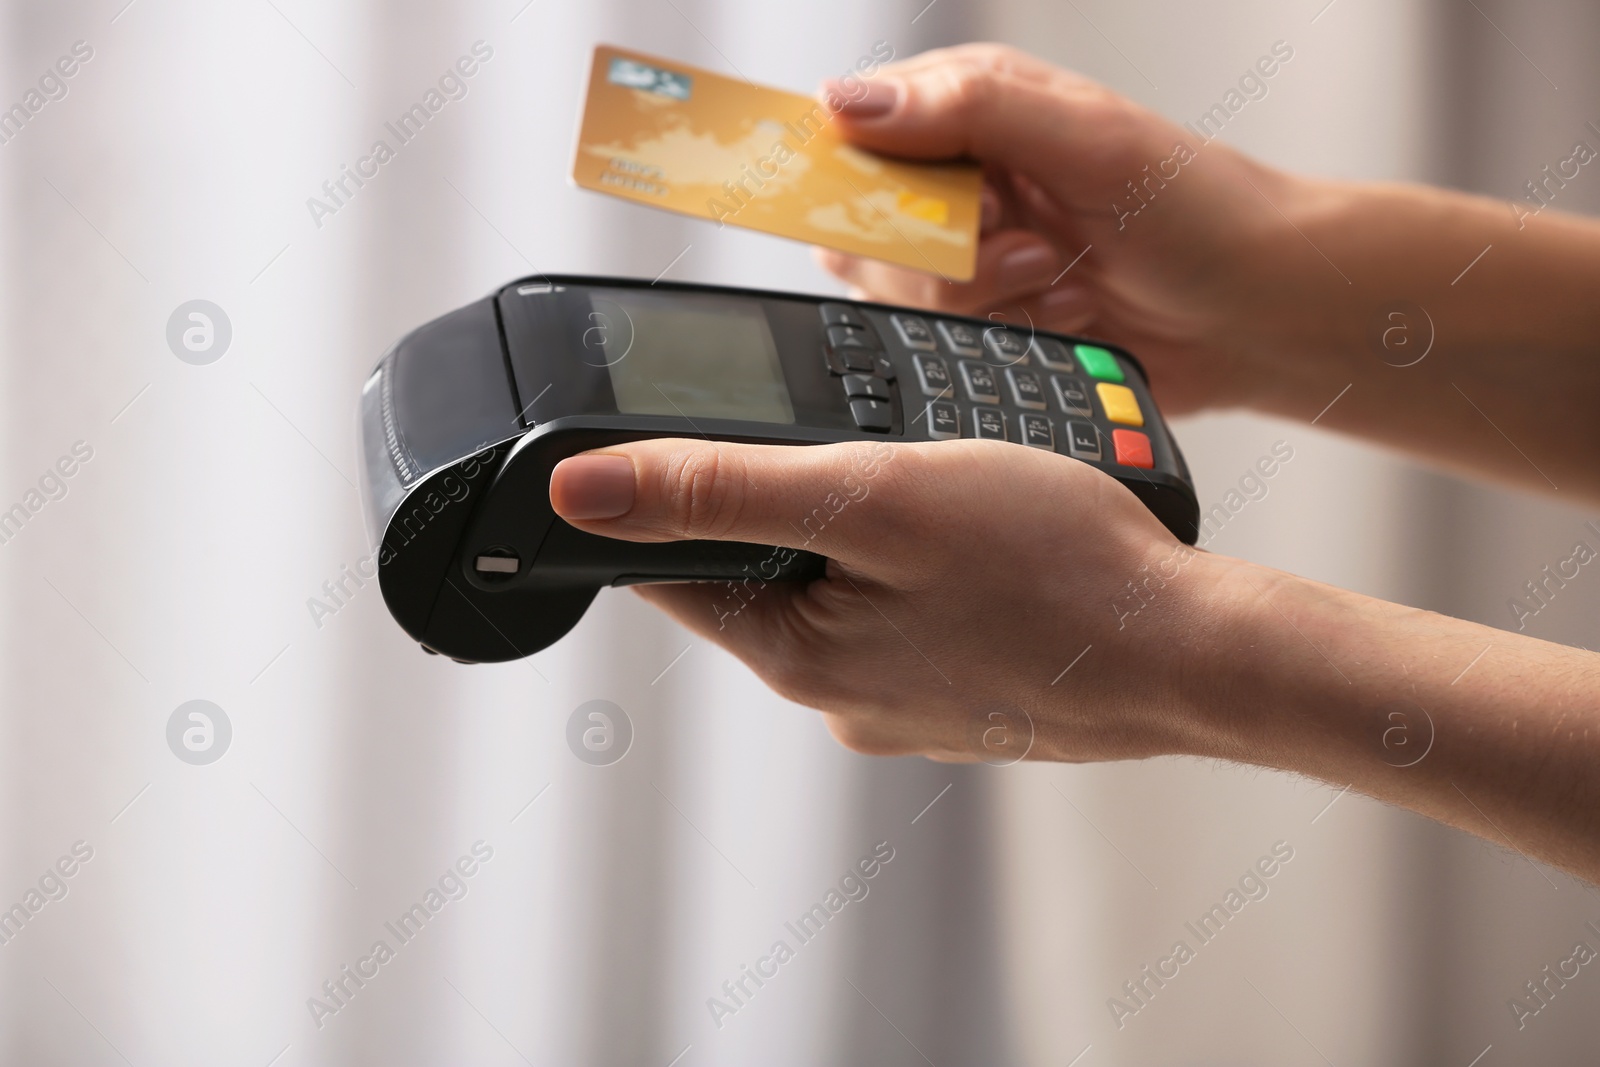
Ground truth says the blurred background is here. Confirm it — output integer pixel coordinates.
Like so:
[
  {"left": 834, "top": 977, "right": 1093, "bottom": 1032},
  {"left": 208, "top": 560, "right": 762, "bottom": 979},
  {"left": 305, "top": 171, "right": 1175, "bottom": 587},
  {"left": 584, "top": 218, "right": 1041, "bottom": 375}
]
[{"left": 3, "top": 0, "right": 1599, "bottom": 1063}]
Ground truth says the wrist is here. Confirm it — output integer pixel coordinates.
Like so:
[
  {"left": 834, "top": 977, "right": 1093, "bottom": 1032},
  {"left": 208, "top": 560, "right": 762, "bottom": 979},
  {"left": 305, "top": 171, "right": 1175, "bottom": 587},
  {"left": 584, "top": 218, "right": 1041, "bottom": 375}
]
[
  {"left": 1160, "top": 548, "right": 1411, "bottom": 785},
  {"left": 1219, "top": 172, "right": 1374, "bottom": 417},
  {"left": 1148, "top": 548, "right": 1336, "bottom": 767},
  {"left": 1026, "top": 538, "right": 1256, "bottom": 765},
  {"left": 1062, "top": 543, "right": 1283, "bottom": 765}
]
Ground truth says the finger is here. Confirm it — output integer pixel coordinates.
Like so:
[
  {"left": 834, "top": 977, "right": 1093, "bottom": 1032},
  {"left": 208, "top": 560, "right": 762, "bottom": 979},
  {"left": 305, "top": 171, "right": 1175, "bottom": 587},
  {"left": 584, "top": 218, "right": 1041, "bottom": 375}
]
[
  {"left": 980, "top": 180, "right": 1004, "bottom": 234},
  {"left": 924, "top": 748, "right": 982, "bottom": 764},
  {"left": 814, "top": 228, "right": 1064, "bottom": 315},
  {"left": 1008, "top": 170, "right": 1072, "bottom": 231},
  {"left": 631, "top": 581, "right": 906, "bottom": 714},
  {"left": 548, "top": 438, "right": 908, "bottom": 567},
  {"left": 980, "top": 183, "right": 1001, "bottom": 234},
  {"left": 982, "top": 282, "right": 1099, "bottom": 335},
  {"left": 630, "top": 582, "right": 966, "bottom": 759},
  {"left": 631, "top": 579, "right": 805, "bottom": 649},
  {"left": 818, "top": 43, "right": 1171, "bottom": 208}
]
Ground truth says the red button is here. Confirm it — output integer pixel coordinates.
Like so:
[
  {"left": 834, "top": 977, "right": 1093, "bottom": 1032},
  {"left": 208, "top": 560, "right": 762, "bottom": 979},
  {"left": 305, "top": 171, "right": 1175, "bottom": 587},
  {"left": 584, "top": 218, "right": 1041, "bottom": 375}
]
[{"left": 1112, "top": 429, "right": 1153, "bottom": 468}]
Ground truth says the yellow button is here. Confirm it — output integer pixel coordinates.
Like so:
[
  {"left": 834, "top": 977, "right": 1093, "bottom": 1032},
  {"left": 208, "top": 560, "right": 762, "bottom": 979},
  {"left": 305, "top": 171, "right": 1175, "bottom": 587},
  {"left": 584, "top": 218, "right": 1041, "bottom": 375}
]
[{"left": 1096, "top": 383, "right": 1143, "bottom": 426}]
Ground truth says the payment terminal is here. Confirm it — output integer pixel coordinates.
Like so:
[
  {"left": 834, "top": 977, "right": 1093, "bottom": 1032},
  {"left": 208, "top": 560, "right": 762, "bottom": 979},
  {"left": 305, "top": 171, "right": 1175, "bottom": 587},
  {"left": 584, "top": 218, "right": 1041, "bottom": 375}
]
[{"left": 359, "top": 275, "right": 1199, "bottom": 663}]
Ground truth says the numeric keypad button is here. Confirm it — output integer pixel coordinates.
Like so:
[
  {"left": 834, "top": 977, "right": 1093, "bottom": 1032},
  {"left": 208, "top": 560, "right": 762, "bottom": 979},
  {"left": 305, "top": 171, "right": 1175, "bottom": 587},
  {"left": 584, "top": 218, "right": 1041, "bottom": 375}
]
[
  {"left": 1052, "top": 374, "right": 1093, "bottom": 416},
  {"left": 926, "top": 401, "right": 960, "bottom": 439},
  {"left": 1006, "top": 368, "right": 1047, "bottom": 410},
  {"left": 913, "top": 354, "right": 953, "bottom": 397},
  {"left": 972, "top": 407, "right": 1007, "bottom": 440},
  {"left": 937, "top": 319, "right": 984, "bottom": 356},
  {"left": 892, "top": 314, "right": 937, "bottom": 351},
  {"left": 959, "top": 360, "right": 1000, "bottom": 403},
  {"left": 1019, "top": 413, "right": 1054, "bottom": 450}
]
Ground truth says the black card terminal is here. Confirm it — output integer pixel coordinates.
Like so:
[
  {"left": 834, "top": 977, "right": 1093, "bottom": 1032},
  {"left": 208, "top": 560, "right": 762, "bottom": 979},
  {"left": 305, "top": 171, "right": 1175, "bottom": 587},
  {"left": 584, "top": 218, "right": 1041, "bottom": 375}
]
[{"left": 359, "top": 275, "right": 1200, "bottom": 663}]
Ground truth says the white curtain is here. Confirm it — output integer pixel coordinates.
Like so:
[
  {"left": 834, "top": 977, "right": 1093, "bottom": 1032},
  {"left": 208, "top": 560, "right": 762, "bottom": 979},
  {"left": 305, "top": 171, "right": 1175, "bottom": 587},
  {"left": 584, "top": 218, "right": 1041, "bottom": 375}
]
[{"left": 2, "top": 1, "right": 1597, "bottom": 1065}]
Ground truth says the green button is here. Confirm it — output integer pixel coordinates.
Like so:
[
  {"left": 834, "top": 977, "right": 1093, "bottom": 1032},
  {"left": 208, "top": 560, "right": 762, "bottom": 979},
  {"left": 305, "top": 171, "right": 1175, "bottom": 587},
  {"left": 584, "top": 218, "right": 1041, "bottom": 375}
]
[{"left": 1074, "top": 344, "right": 1124, "bottom": 382}]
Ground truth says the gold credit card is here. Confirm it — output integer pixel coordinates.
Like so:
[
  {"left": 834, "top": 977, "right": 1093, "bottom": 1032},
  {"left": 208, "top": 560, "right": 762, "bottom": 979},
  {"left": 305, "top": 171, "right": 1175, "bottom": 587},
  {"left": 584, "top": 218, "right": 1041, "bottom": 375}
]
[{"left": 572, "top": 44, "right": 981, "bottom": 281}]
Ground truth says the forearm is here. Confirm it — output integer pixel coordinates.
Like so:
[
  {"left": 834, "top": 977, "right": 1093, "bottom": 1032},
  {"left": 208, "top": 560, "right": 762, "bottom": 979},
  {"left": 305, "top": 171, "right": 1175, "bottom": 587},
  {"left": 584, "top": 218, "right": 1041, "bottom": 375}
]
[
  {"left": 1238, "top": 175, "right": 1600, "bottom": 500},
  {"left": 1183, "top": 550, "right": 1600, "bottom": 881}
]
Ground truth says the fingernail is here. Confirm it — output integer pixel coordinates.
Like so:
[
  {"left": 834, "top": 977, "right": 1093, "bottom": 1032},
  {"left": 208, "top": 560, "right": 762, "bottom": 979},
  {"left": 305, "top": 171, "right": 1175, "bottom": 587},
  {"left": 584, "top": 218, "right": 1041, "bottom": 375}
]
[
  {"left": 1039, "top": 284, "right": 1091, "bottom": 310},
  {"left": 824, "top": 80, "right": 900, "bottom": 119},
  {"left": 998, "top": 244, "right": 1061, "bottom": 288},
  {"left": 550, "top": 455, "right": 635, "bottom": 520},
  {"left": 1038, "top": 285, "right": 1096, "bottom": 330},
  {"left": 813, "top": 247, "right": 853, "bottom": 276}
]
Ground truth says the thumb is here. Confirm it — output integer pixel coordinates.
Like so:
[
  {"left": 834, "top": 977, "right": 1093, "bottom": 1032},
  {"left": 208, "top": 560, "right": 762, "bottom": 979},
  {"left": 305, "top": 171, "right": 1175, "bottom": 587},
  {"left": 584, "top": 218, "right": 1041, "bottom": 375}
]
[
  {"left": 548, "top": 438, "right": 903, "bottom": 566},
  {"left": 821, "top": 43, "right": 1176, "bottom": 208}
]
